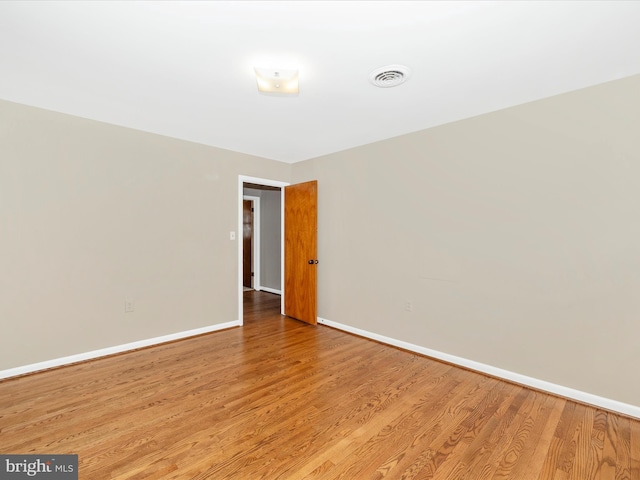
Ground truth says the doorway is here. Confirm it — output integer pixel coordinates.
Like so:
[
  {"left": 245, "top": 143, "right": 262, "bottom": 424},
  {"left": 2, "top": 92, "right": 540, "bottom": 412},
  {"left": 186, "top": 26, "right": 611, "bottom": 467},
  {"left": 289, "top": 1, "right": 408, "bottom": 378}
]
[
  {"left": 238, "top": 176, "right": 288, "bottom": 323},
  {"left": 238, "top": 176, "right": 319, "bottom": 326}
]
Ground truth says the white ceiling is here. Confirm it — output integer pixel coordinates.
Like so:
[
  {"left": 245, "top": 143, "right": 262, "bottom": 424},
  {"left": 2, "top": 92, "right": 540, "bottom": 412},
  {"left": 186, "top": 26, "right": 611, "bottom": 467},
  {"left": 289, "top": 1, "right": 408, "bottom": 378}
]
[{"left": 1, "top": 1, "right": 640, "bottom": 163}]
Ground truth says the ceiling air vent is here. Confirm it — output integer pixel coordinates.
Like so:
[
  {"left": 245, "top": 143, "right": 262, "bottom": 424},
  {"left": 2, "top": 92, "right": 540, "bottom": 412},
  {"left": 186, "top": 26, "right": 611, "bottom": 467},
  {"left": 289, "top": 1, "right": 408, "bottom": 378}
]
[{"left": 369, "top": 65, "right": 410, "bottom": 88}]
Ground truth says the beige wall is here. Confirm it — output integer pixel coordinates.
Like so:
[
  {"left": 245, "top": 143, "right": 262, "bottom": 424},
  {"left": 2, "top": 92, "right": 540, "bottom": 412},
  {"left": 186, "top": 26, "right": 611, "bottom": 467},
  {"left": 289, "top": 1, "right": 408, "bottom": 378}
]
[
  {"left": 0, "top": 100, "right": 290, "bottom": 370},
  {"left": 292, "top": 75, "right": 640, "bottom": 406},
  {"left": 258, "top": 189, "right": 282, "bottom": 291},
  {"left": 3, "top": 74, "right": 639, "bottom": 408}
]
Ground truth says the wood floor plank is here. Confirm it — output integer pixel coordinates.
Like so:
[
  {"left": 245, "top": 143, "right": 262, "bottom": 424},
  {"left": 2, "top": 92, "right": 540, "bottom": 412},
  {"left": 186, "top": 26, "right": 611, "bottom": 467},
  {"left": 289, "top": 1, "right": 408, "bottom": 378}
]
[
  {"left": 415, "top": 380, "right": 514, "bottom": 480},
  {"left": 489, "top": 392, "right": 559, "bottom": 480},
  {"left": 569, "top": 405, "right": 595, "bottom": 480},
  {"left": 591, "top": 409, "right": 612, "bottom": 480},
  {"left": 614, "top": 416, "right": 632, "bottom": 480},
  {"left": 537, "top": 401, "right": 578, "bottom": 480},
  {"left": 446, "top": 385, "right": 529, "bottom": 480},
  {"left": 555, "top": 402, "right": 586, "bottom": 477},
  {"left": 631, "top": 415, "right": 640, "bottom": 480},
  {"left": 317, "top": 375, "right": 491, "bottom": 480},
  {"left": 512, "top": 394, "right": 566, "bottom": 480},
  {"left": 464, "top": 387, "right": 539, "bottom": 480},
  {"left": 380, "top": 382, "right": 513, "bottom": 480},
  {"left": 1, "top": 290, "right": 639, "bottom": 480}
]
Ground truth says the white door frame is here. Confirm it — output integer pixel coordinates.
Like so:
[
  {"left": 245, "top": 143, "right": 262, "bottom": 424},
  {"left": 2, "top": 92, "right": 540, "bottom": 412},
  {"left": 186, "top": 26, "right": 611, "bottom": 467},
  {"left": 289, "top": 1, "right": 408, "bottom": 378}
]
[
  {"left": 242, "top": 195, "right": 261, "bottom": 290},
  {"left": 238, "top": 175, "right": 289, "bottom": 325}
]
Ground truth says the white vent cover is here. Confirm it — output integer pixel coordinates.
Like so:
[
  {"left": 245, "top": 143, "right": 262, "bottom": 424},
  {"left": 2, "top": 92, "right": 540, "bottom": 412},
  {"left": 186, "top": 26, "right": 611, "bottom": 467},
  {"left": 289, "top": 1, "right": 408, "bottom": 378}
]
[{"left": 369, "top": 65, "right": 410, "bottom": 88}]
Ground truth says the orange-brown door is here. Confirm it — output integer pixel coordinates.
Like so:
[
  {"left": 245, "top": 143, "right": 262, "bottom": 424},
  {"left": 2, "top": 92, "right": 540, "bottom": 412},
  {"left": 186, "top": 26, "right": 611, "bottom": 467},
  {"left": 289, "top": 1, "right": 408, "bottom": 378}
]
[
  {"left": 284, "top": 180, "right": 317, "bottom": 325},
  {"left": 243, "top": 199, "right": 252, "bottom": 288}
]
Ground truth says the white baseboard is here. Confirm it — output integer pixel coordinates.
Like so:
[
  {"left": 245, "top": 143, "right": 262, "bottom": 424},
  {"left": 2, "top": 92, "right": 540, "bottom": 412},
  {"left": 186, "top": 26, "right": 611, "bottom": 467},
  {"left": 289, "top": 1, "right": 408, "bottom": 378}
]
[
  {"left": 0, "top": 321, "right": 241, "bottom": 381},
  {"left": 259, "top": 286, "right": 282, "bottom": 295},
  {"left": 317, "top": 317, "right": 640, "bottom": 419}
]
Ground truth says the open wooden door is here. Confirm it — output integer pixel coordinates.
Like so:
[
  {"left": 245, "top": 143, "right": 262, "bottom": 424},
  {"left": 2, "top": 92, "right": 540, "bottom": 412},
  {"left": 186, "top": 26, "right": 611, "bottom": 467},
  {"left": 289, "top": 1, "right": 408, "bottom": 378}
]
[{"left": 284, "top": 180, "right": 317, "bottom": 325}]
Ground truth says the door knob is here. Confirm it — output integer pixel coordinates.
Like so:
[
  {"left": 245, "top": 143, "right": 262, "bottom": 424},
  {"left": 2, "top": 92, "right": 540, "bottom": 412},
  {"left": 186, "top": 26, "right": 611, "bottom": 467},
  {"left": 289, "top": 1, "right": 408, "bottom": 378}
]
[{"left": 308, "top": 259, "right": 319, "bottom": 264}]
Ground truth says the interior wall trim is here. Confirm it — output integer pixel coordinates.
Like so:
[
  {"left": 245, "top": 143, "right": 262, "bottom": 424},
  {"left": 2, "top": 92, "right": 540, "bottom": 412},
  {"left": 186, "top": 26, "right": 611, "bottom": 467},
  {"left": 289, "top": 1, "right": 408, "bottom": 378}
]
[
  {"left": 259, "top": 287, "right": 282, "bottom": 295},
  {"left": 0, "top": 321, "right": 241, "bottom": 381},
  {"left": 317, "top": 317, "right": 640, "bottom": 420}
]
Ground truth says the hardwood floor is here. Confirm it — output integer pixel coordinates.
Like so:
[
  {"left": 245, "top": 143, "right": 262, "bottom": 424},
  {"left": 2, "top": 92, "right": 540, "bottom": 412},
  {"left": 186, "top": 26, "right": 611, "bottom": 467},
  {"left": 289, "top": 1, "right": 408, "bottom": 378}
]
[{"left": 1, "top": 290, "right": 639, "bottom": 479}]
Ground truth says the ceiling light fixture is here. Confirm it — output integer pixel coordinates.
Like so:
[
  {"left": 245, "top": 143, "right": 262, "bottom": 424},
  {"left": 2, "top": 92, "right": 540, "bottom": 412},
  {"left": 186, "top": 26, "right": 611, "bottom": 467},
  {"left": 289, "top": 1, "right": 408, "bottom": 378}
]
[
  {"left": 254, "top": 67, "right": 299, "bottom": 96},
  {"left": 369, "top": 65, "right": 410, "bottom": 88}
]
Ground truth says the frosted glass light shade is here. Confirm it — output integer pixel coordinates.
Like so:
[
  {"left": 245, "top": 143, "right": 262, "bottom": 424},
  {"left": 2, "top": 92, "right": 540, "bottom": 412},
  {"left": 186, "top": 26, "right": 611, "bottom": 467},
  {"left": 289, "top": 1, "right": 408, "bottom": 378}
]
[{"left": 254, "top": 68, "right": 299, "bottom": 96}]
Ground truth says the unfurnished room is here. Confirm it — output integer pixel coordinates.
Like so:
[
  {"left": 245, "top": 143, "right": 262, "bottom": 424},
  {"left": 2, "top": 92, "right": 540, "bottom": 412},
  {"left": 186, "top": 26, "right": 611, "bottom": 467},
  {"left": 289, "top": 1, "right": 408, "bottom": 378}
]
[{"left": 1, "top": 1, "right": 640, "bottom": 479}]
